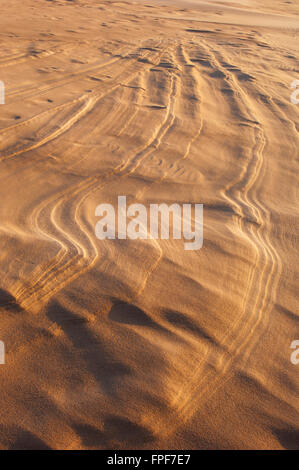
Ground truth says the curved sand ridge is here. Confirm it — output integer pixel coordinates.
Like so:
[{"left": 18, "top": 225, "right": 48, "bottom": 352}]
[{"left": 0, "top": 0, "right": 298, "bottom": 450}]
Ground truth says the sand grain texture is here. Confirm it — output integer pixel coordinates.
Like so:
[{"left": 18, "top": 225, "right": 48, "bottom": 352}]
[{"left": 0, "top": 0, "right": 298, "bottom": 449}]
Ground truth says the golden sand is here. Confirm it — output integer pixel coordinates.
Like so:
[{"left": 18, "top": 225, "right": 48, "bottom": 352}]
[{"left": 0, "top": 0, "right": 298, "bottom": 449}]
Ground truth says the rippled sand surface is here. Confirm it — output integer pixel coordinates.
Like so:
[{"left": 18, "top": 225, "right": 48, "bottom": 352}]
[{"left": 0, "top": 0, "right": 298, "bottom": 449}]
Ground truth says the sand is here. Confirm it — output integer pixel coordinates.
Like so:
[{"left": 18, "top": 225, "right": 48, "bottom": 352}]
[{"left": 0, "top": 0, "right": 298, "bottom": 450}]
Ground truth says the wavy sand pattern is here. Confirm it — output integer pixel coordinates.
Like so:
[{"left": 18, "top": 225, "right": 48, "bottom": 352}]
[{"left": 0, "top": 0, "right": 298, "bottom": 449}]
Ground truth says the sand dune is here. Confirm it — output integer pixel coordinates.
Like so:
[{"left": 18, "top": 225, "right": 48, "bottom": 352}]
[{"left": 0, "top": 0, "right": 298, "bottom": 449}]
